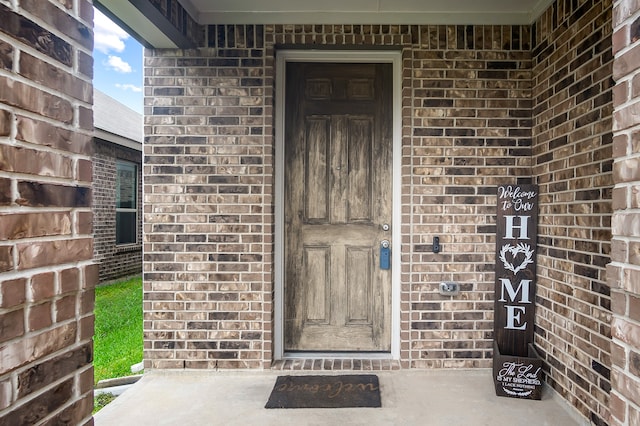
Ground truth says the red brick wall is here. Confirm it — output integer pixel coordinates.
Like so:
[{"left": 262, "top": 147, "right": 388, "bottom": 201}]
[
  {"left": 403, "top": 25, "right": 532, "bottom": 368},
  {"left": 0, "top": 1, "right": 95, "bottom": 424},
  {"left": 143, "top": 38, "right": 275, "bottom": 368},
  {"left": 610, "top": 1, "right": 640, "bottom": 425},
  {"left": 531, "top": 1, "right": 614, "bottom": 424},
  {"left": 143, "top": 5, "right": 619, "bottom": 425},
  {"left": 93, "top": 139, "right": 142, "bottom": 282},
  {"left": 143, "top": 24, "right": 532, "bottom": 369}
]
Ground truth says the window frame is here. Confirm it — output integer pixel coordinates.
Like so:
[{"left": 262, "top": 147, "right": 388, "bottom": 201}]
[{"left": 115, "top": 159, "right": 138, "bottom": 245}]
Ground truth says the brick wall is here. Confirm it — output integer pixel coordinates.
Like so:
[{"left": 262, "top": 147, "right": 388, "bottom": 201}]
[
  {"left": 610, "top": 1, "right": 640, "bottom": 425},
  {"left": 145, "top": 0, "right": 203, "bottom": 46},
  {"left": 531, "top": 1, "right": 614, "bottom": 424},
  {"left": 406, "top": 25, "right": 532, "bottom": 368},
  {"left": 93, "top": 139, "right": 142, "bottom": 282},
  {"left": 143, "top": 36, "right": 274, "bottom": 368},
  {"left": 0, "top": 0, "right": 95, "bottom": 424},
  {"left": 144, "top": 6, "right": 618, "bottom": 425},
  {"left": 144, "top": 24, "right": 532, "bottom": 369}
]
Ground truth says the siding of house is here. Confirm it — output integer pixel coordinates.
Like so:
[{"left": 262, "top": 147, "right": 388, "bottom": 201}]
[
  {"left": 93, "top": 139, "right": 143, "bottom": 282},
  {"left": 532, "top": 1, "right": 614, "bottom": 424},
  {"left": 0, "top": 0, "right": 95, "bottom": 424}
]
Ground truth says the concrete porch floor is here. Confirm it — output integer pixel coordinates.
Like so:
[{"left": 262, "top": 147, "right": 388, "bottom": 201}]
[{"left": 94, "top": 369, "right": 587, "bottom": 425}]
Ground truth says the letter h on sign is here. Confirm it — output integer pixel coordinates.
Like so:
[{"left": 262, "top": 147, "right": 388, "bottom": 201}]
[{"left": 503, "top": 216, "right": 529, "bottom": 240}]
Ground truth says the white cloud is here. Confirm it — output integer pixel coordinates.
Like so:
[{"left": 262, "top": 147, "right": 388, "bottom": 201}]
[
  {"left": 94, "top": 9, "right": 129, "bottom": 54},
  {"left": 106, "top": 56, "right": 132, "bottom": 73},
  {"left": 115, "top": 84, "right": 142, "bottom": 93}
]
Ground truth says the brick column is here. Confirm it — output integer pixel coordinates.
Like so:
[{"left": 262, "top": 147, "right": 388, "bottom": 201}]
[
  {"left": 0, "top": 1, "right": 95, "bottom": 424},
  {"left": 610, "top": 1, "right": 640, "bottom": 425},
  {"left": 143, "top": 32, "right": 272, "bottom": 369}
]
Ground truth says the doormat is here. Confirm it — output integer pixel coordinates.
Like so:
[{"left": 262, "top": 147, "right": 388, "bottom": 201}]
[{"left": 265, "top": 375, "right": 381, "bottom": 409}]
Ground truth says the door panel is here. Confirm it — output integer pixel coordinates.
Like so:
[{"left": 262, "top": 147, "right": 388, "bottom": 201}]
[
  {"left": 303, "top": 246, "right": 330, "bottom": 323},
  {"left": 347, "top": 117, "right": 373, "bottom": 221},
  {"left": 346, "top": 246, "right": 373, "bottom": 324},
  {"left": 284, "top": 62, "right": 392, "bottom": 352},
  {"left": 305, "top": 117, "right": 330, "bottom": 222}
]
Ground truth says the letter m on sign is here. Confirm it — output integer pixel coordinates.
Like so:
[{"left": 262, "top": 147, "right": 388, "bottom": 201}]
[{"left": 498, "top": 278, "right": 532, "bottom": 303}]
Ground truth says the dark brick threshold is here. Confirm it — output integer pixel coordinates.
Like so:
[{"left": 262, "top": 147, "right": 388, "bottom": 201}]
[{"left": 271, "top": 359, "right": 402, "bottom": 371}]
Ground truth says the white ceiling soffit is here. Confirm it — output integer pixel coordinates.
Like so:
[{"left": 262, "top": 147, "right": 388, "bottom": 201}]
[
  {"left": 95, "top": 0, "right": 179, "bottom": 48},
  {"left": 181, "top": 0, "right": 556, "bottom": 25}
]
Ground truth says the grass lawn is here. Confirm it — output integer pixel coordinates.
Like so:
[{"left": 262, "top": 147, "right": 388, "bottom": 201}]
[
  {"left": 94, "top": 276, "right": 143, "bottom": 385},
  {"left": 93, "top": 393, "right": 117, "bottom": 414}
]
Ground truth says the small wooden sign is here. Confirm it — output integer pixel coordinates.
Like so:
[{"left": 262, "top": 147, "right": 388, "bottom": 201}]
[
  {"left": 493, "top": 184, "right": 543, "bottom": 399},
  {"left": 493, "top": 342, "right": 544, "bottom": 399}
]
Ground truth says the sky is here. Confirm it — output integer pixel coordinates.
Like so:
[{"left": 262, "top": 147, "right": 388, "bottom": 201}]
[{"left": 93, "top": 8, "right": 144, "bottom": 114}]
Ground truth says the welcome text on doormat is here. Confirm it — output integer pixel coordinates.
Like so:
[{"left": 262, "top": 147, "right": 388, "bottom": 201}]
[{"left": 265, "top": 375, "right": 381, "bottom": 408}]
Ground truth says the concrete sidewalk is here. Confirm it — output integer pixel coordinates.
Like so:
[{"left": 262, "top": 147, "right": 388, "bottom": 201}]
[{"left": 94, "top": 369, "right": 587, "bottom": 426}]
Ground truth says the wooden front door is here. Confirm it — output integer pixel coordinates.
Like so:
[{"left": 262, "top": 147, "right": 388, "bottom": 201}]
[{"left": 284, "top": 62, "right": 393, "bottom": 352}]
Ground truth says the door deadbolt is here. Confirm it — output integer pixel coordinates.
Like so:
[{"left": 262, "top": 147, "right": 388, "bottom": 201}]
[{"left": 382, "top": 223, "right": 390, "bottom": 231}]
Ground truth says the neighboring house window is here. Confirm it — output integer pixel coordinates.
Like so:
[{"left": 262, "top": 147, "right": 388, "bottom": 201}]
[{"left": 116, "top": 160, "right": 137, "bottom": 244}]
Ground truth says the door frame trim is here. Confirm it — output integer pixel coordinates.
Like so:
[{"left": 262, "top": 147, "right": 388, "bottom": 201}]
[{"left": 274, "top": 50, "right": 402, "bottom": 360}]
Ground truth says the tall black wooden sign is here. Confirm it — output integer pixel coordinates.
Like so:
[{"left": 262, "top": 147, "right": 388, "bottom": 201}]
[{"left": 493, "top": 184, "right": 543, "bottom": 399}]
